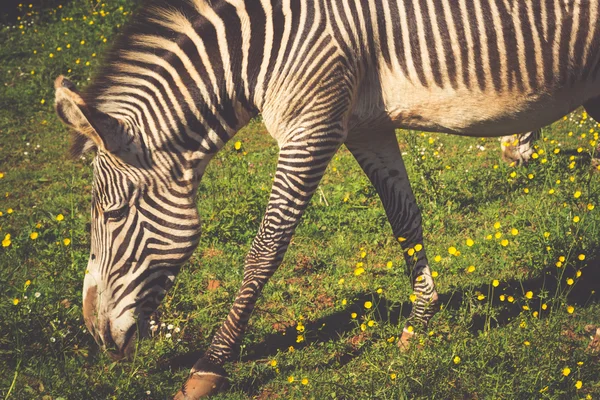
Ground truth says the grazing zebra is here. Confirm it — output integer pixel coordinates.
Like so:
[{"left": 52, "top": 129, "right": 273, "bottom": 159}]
[{"left": 53, "top": 0, "right": 600, "bottom": 398}]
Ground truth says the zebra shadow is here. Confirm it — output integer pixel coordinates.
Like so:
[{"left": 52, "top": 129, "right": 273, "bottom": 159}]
[{"left": 161, "top": 247, "right": 599, "bottom": 396}]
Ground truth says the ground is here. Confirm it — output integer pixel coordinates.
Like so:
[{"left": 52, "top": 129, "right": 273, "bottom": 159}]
[{"left": 1, "top": 1, "right": 599, "bottom": 399}]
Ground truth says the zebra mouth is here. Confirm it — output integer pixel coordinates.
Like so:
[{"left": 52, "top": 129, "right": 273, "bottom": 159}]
[{"left": 106, "top": 322, "right": 143, "bottom": 360}]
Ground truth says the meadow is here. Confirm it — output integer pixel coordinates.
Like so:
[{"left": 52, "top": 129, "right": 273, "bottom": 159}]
[{"left": 1, "top": 1, "right": 599, "bottom": 399}]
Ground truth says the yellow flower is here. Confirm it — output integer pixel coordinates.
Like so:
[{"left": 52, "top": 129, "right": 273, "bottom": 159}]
[
  {"left": 397, "top": 237, "right": 406, "bottom": 242},
  {"left": 354, "top": 267, "right": 364, "bottom": 276},
  {"left": 495, "top": 232, "right": 502, "bottom": 239},
  {"left": 573, "top": 216, "right": 580, "bottom": 223},
  {"left": 494, "top": 221, "right": 501, "bottom": 229},
  {"left": 2, "top": 234, "right": 11, "bottom": 247},
  {"left": 360, "top": 323, "right": 366, "bottom": 331},
  {"left": 533, "top": 311, "right": 538, "bottom": 318},
  {"left": 376, "top": 288, "right": 383, "bottom": 294},
  {"left": 499, "top": 295, "right": 505, "bottom": 301},
  {"left": 431, "top": 271, "right": 438, "bottom": 278},
  {"left": 510, "top": 171, "right": 517, "bottom": 178},
  {"left": 406, "top": 325, "right": 414, "bottom": 333},
  {"left": 25, "top": 280, "right": 31, "bottom": 287},
  {"left": 525, "top": 291, "right": 533, "bottom": 299},
  {"left": 575, "top": 381, "right": 582, "bottom": 390},
  {"left": 414, "top": 243, "right": 423, "bottom": 252},
  {"left": 338, "top": 278, "right": 344, "bottom": 285},
  {"left": 548, "top": 189, "right": 555, "bottom": 194},
  {"left": 492, "top": 280, "right": 499, "bottom": 287},
  {"left": 30, "top": 232, "right": 38, "bottom": 240},
  {"left": 578, "top": 254, "right": 585, "bottom": 261},
  {"left": 13, "top": 298, "right": 19, "bottom": 305},
  {"left": 386, "top": 261, "right": 393, "bottom": 268},
  {"left": 541, "top": 303, "right": 547, "bottom": 310},
  {"left": 80, "top": 40, "right": 85, "bottom": 45},
  {"left": 360, "top": 251, "right": 367, "bottom": 258},
  {"left": 501, "top": 239, "right": 509, "bottom": 247},
  {"left": 466, "top": 238, "right": 474, "bottom": 247},
  {"left": 576, "top": 270, "right": 582, "bottom": 278},
  {"left": 543, "top": 232, "right": 550, "bottom": 238},
  {"left": 574, "top": 191, "right": 582, "bottom": 198},
  {"left": 364, "top": 301, "right": 372, "bottom": 309},
  {"left": 56, "top": 214, "right": 64, "bottom": 221},
  {"left": 0, "top": 172, "right": 3, "bottom": 179},
  {"left": 527, "top": 174, "right": 534, "bottom": 179},
  {"left": 296, "top": 335, "right": 304, "bottom": 343},
  {"left": 466, "top": 265, "right": 475, "bottom": 273},
  {"left": 407, "top": 248, "right": 415, "bottom": 256},
  {"left": 566, "top": 278, "right": 574, "bottom": 285},
  {"left": 49, "top": 53, "right": 54, "bottom": 58},
  {"left": 63, "top": 238, "right": 71, "bottom": 246},
  {"left": 40, "top": 98, "right": 45, "bottom": 105},
  {"left": 520, "top": 321, "right": 527, "bottom": 328},
  {"left": 7, "top": 208, "right": 13, "bottom": 214},
  {"left": 567, "top": 305, "right": 574, "bottom": 314},
  {"left": 448, "top": 246, "right": 457, "bottom": 255},
  {"left": 390, "top": 373, "right": 397, "bottom": 380},
  {"left": 367, "top": 320, "right": 376, "bottom": 327},
  {"left": 301, "top": 378, "right": 308, "bottom": 385},
  {"left": 588, "top": 203, "right": 595, "bottom": 210},
  {"left": 453, "top": 356, "right": 461, "bottom": 364},
  {"left": 524, "top": 341, "right": 530, "bottom": 346},
  {"left": 270, "top": 360, "right": 277, "bottom": 367},
  {"left": 511, "top": 228, "right": 519, "bottom": 236},
  {"left": 507, "top": 296, "right": 514, "bottom": 303},
  {"left": 522, "top": 305, "right": 530, "bottom": 311},
  {"left": 350, "top": 312, "right": 357, "bottom": 319},
  {"left": 409, "top": 294, "right": 417, "bottom": 302},
  {"left": 287, "top": 376, "right": 294, "bottom": 383},
  {"left": 523, "top": 188, "right": 529, "bottom": 194},
  {"left": 234, "top": 141, "right": 242, "bottom": 150},
  {"left": 434, "top": 255, "right": 441, "bottom": 262},
  {"left": 562, "top": 367, "right": 571, "bottom": 376},
  {"left": 477, "top": 294, "right": 485, "bottom": 301}
]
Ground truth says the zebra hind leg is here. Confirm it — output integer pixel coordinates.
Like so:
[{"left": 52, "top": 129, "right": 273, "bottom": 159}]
[
  {"left": 174, "top": 132, "right": 345, "bottom": 399},
  {"left": 346, "top": 129, "right": 439, "bottom": 350}
]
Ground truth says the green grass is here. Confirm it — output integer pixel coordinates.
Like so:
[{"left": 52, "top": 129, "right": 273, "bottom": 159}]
[{"left": 1, "top": 1, "right": 599, "bottom": 399}]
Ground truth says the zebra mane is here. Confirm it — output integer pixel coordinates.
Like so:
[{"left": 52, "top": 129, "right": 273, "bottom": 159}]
[
  {"left": 82, "top": 0, "right": 202, "bottom": 108},
  {"left": 71, "top": 0, "right": 211, "bottom": 158}
]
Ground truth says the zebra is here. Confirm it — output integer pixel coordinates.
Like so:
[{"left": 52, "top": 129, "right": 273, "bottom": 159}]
[{"left": 52, "top": 0, "right": 600, "bottom": 398}]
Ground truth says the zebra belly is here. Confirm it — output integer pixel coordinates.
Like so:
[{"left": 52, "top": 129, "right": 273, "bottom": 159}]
[{"left": 352, "top": 71, "right": 599, "bottom": 137}]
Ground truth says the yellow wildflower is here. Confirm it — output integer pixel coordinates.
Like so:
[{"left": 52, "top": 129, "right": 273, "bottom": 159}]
[
  {"left": 562, "top": 367, "right": 571, "bottom": 376},
  {"left": 453, "top": 356, "right": 461, "bottom": 364},
  {"left": 30, "top": 232, "right": 38, "bottom": 240},
  {"left": 492, "top": 280, "right": 499, "bottom": 287},
  {"left": 525, "top": 291, "right": 533, "bottom": 299}
]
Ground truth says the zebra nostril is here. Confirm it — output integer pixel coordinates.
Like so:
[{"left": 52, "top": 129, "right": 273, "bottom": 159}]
[{"left": 91, "top": 254, "right": 96, "bottom": 261}]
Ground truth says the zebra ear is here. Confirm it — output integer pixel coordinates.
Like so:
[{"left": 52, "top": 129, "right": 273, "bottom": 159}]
[{"left": 54, "top": 76, "right": 126, "bottom": 158}]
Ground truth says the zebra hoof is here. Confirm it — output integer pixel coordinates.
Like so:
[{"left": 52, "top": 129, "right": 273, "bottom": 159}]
[
  {"left": 174, "top": 371, "right": 228, "bottom": 399},
  {"left": 397, "top": 330, "right": 415, "bottom": 352}
]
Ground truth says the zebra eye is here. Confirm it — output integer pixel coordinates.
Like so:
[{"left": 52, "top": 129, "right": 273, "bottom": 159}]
[{"left": 104, "top": 205, "right": 129, "bottom": 222}]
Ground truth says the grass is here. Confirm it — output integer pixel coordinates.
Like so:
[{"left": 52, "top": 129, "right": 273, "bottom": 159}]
[{"left": 1, "top": 1, "right": 599, "bottom": 399}]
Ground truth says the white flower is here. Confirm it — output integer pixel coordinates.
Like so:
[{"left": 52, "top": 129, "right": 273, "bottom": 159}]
[
  {"left": 145, "top": 390, "right": 151, "bottom": 395},
  {"left": 165, "top": 333, "right": 172, "bottom": 339},
  {"left": 167, "top": 324, "right": 174, "bottom": 330},
  {"left": 160, "top": 322, "right": 166, "bottom": 327},
  {"left": 150, "top": 325, "right": 158, "bottom": 332},
  {"left": 149, "top": 320, "right": 155, "bottom": 325},
  {"left": 50, "top": 337, "right": 56, "bottom": 343},
  {"left": 34, "top": 292, "right": 41, "bottom": 298},
  {"left": 174, "top": 327, "right": 181, "bottom": 333}
]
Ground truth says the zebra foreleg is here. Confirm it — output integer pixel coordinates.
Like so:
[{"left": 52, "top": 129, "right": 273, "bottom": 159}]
[
  {"left": 175, "top": 137, "right": 343, "bottom": 399},
  {"left": 346, "top": 129, "right": 438, "bottom": 349}
]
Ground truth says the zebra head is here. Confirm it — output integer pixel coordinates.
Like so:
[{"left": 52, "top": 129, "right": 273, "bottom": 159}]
[{"left": 54, "top": 76, "right": 202, "bottom": 358}]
